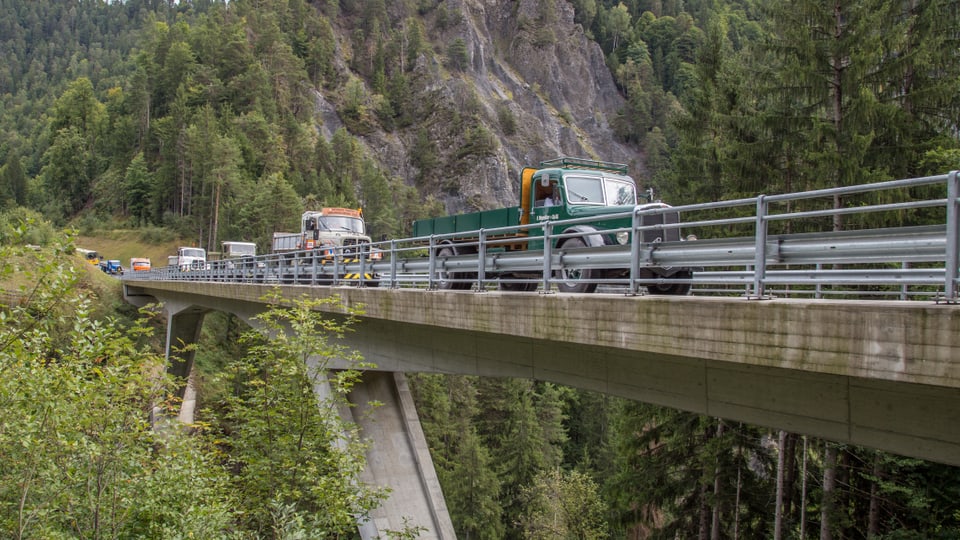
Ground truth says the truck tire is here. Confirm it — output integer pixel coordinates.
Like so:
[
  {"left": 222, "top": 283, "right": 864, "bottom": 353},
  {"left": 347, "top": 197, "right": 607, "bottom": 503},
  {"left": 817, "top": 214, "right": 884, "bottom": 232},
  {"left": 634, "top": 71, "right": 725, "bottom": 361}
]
[
  {"left": 555, "top": 238, "right": 597, "bottom": 293},
  {"left": 647, "top": 270, "right": 693, "bottom": 296},
  {"left": 498, "top": 275, "right": 539, "bottom": 292},
  {"left": 435, "top": 246, "right": 471, "bottom": 290}
]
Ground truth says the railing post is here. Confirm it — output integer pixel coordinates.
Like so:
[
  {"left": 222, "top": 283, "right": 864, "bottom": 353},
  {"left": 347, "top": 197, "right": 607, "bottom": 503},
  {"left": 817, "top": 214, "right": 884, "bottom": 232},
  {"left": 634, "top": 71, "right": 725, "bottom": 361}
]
[
  {"left": 628, "top": 207, "right": 642, "bottom": 296},
  {"left": 427, "top": 236, "right": 437, "bottom": 290},
  {"left": 477, "top": 230, "right": 487, "bottom": 292},
  {"left": 815, "top": 263, "right": 823, "bottom": 299},
  {"left": 945, "top": 171, "right": 959, "bottom": 301},
  {"left": 541, "top": 222, "right": 554, "bottom": 293},
  {"left": 390, "top": 240, "right": 399, "bottom": 289},
  {"left": 332, "top": 247, "right": 341, "bottom": 286},
  {"left": 753, "top": 195, "right": 768, "bottom": 299},
  {"left": 358, "top": 245, "right": 367, "bottom": 288}
]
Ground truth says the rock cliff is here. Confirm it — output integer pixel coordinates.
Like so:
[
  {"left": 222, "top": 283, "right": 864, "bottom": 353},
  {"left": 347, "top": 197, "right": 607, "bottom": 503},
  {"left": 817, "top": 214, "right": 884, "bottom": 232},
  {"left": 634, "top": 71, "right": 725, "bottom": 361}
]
[{"left": 327, "top": 0, "right": 643, "bottom": 215}]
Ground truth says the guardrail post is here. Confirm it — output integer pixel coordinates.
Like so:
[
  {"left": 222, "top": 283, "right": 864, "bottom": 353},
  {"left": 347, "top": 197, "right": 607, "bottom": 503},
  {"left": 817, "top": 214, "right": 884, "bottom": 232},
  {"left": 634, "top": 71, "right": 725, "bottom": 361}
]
[
  {"left": 541, "top": 222, "right": 554, "bottom": 293},
  {"left": 628, "top": 207, "right": 642, "bottom": 296},
  {"left": 332, "top": 248, "right": 341, "bottom": 286},
  {"left": 427, "top": 236, "right": 437, "bottom": 290},
  {"left": 477, "top": 230, "right": 487, "bottom": 292},
  {"left": 945, "top": 171, "right": 959, "bottom": 302},
  {"left": 752, "top": 195, "right": 768, "bottom": 299},
  {"left": 358, "top": 245, "right": 367, "bottom": 288},
  {"left": 390, "top": 240, "right": 399, "bottom": 289}
]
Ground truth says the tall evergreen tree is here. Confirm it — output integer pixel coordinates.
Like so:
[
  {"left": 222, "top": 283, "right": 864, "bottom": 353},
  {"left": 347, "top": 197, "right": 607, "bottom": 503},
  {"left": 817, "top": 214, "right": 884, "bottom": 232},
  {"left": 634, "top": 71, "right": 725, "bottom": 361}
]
[
  {"left": 410, "top": 374, "right": 504, "bottom": 540},
  {"left": 1, "top": 152, "right": 27, "bottom": 208}
]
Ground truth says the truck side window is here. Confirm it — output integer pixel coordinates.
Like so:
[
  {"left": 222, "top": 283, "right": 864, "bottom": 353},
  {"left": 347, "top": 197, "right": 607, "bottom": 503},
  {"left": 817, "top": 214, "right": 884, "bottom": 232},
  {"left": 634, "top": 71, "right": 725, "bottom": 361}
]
[{"left": 535, "top": 182, "right": 558, "bottom": 207}]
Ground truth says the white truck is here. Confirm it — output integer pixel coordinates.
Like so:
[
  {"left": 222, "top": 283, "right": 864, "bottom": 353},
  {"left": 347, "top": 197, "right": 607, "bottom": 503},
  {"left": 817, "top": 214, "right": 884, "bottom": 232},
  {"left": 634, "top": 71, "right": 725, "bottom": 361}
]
[
  {"left": 220, "top": 241, "right": 260, "bottom": 270},
  {"left": 221, "top": 241, "right": 257, "bottom": 258},
  {"left": 169, "top": 246, "right": 207, "bottom": 271},
  {"left": 271, "top": 207, "right": 375, "bottom": 258}
]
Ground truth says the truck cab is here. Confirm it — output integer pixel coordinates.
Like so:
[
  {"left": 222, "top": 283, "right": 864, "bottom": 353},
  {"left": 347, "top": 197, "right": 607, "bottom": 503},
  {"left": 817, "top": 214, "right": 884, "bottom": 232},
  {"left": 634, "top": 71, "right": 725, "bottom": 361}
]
[
  {"left": 176, "top": 247, "right": 207, "bottom": 271},
  {"left": 528, "top": 160, "right": 639, "bottom": 223},
  {"left": 301, "top": 208, "right": 369, "bottom": 254},
  {"left": 274, "top": 208, "right": 378, "bottom": 260}
]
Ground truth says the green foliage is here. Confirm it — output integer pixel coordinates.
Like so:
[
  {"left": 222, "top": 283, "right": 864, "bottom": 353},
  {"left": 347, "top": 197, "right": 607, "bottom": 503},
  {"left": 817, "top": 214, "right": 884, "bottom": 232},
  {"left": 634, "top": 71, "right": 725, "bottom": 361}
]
[
  {"left": 496, "top": 102, "right": 518, "bottom": 137},
  {"left": 410, "top": 374, "right": 504, "bottom": 539},
  {"left": 205, "top": 290, "right": 387, "bottom": 536},
  {"left": 0, "top": 152, "right": 27, "bottom": 209},
  {"left": 0, "top": 233, "right": 236, "bottom": 539},
  {"left": 446, "top": 38, "right": 469, "bottom": 71},
  {"left": 456, "top": 125, "right": 498, "bottom": 160},
  {"left": 0, "top": 208, "right": 57, "bottom": 246},
  {"left": 519, "top": 468, "right": 609, "bottom": 539}
]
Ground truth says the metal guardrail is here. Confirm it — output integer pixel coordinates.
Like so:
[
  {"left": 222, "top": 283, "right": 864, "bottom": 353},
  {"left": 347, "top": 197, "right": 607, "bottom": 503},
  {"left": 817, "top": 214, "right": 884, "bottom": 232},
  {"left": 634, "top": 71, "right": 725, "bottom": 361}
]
[{"left": 124, "top": 171, "right": 960, "bottom": 302}]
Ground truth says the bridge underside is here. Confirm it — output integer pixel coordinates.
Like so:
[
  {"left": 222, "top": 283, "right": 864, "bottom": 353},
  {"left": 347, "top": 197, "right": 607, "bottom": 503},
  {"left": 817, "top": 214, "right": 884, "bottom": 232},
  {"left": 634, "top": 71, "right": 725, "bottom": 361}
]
[
  {"left": 125, "top": 281, "right": 960, "bottom": 467},
  {"left": 334, "top": 316, "right": 960, "bottom": 466}
]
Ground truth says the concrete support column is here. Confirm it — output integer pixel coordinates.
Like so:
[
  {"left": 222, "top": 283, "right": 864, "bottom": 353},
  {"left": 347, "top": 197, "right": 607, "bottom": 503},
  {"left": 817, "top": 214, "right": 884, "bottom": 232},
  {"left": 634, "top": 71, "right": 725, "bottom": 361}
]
[
  {"left": 345, "top": 371, "right": 456, "bottom": 540},
  {"left": 165, "top": 306, "right": 208, "bottom": 425}
]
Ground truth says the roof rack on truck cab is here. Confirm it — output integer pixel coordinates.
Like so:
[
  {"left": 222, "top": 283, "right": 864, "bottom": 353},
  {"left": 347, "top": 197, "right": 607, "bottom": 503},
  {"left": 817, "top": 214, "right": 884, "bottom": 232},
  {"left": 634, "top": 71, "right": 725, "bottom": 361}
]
[{"left": 537, "top": 157, "right": 628, "bottom": 175}]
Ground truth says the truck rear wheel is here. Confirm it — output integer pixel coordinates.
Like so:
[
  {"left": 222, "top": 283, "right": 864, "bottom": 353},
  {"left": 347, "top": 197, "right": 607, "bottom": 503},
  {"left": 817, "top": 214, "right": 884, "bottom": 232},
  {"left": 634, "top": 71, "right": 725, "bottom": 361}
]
[
  {"left": 435, "top": 246, "right": 471, "bottom": 290},
  {"left": 498, "top": 275, "right": 539, "bottom": 292},
  {"left": 555, "top": 238, "right": 597, "bottom": 293},
  {"left": 647, "top": 271, "right": 693, "bottom": 296}
]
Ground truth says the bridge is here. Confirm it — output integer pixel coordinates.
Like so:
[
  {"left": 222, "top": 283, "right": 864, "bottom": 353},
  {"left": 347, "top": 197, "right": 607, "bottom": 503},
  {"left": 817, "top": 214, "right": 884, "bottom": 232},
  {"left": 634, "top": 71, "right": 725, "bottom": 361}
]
[{"left": 123, "top": 172, "right": 960, "bottom": 539}]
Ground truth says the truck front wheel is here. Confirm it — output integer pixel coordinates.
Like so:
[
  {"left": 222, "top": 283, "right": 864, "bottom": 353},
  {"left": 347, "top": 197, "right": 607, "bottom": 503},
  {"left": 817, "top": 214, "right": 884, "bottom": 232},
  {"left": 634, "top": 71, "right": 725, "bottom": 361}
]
[{"left": 555, "top": 238, "right": 597, "bottom": 293}]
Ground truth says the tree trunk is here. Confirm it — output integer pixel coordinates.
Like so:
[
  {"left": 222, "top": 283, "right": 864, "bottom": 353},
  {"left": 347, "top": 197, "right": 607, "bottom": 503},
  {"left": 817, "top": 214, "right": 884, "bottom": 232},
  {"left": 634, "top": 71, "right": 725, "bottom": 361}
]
[
  {"left": 800, "top": 436, "right": 808, "bottom": 539},
  {"left": 868, "top": 452, "right": 881, "bottom": 538},
  {"left": 774, "top": 430, "right": 786, "bottom": 540},
  {"left": 711, "top": 420, "right": 725, "bottom": 540},
  {"left": 820, "top": 443, "right": 838, "bottom": 540},
  {"left": 698, "top": 479, "right": 710, "bottom": 540}
]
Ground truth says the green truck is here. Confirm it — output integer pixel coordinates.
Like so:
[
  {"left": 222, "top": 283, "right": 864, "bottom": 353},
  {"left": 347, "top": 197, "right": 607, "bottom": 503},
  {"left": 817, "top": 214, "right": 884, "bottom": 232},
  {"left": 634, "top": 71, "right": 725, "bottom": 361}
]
[{"left": 411, "top": 157, "right": 693, "bottom": 294}]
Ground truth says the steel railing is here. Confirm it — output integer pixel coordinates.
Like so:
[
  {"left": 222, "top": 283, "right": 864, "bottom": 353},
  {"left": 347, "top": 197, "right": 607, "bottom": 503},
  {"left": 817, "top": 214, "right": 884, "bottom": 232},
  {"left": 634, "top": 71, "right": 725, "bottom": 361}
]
[{"left": 123, "top": 171, "right": 960, "bottom": 302}]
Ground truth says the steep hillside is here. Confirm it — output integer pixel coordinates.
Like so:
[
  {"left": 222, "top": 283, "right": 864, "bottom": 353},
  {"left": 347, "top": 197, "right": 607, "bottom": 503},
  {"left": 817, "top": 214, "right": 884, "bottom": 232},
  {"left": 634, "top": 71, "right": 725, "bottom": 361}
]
[{"left": 329, "top": 0, "right": 642, "bottom": 215}]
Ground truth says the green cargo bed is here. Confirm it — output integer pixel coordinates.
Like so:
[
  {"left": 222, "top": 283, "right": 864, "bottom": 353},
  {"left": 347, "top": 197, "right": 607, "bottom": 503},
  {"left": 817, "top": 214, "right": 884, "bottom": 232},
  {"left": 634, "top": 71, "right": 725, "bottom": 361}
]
[{"left": 412, "top": 207, "right": 521, "bottom": 239}]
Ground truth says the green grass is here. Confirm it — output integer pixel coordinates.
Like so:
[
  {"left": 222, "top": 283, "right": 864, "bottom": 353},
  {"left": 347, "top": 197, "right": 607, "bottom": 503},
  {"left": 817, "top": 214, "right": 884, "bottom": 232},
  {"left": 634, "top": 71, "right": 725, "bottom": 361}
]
[{"left": 76, "top": 230, "right": 191, "bottom": 269}]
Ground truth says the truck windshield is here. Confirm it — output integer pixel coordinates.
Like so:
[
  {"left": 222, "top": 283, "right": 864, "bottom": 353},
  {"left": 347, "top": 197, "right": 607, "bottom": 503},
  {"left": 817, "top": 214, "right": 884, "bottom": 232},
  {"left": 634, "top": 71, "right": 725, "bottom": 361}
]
[
  {"left": 564, "top": 176, "right": 637, "bottom": 206},
  {"left": 181, "top": 248, "right": 205, "bottom": 258},
  {"left": 319, "top": 216, "right": 365, "bottom": 234}
]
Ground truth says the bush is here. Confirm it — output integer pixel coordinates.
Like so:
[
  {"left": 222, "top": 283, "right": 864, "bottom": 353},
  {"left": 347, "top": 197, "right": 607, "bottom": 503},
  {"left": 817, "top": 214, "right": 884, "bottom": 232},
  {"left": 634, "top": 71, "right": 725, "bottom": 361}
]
[{"left": 0, "top": 207, "right": 57, "bottom": 246}]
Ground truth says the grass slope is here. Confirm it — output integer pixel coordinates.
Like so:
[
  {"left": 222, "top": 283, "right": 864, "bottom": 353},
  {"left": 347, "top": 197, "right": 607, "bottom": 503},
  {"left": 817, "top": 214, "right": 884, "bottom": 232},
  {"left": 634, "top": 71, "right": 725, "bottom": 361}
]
[{"left": 76, "top": 230, "right": 193, "bottom": 269}]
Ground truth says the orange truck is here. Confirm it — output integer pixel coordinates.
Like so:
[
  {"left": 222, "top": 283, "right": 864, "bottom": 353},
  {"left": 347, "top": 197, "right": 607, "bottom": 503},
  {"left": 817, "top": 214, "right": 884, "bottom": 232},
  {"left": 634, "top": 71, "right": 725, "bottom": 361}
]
[{"left": 129, "top": 257, "right": 151, "bottom": 271}]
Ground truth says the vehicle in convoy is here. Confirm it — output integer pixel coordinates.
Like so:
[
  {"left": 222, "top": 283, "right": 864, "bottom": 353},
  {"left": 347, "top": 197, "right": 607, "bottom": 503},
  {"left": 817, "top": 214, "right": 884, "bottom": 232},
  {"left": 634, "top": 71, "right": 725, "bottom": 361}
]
[
  {"left": 129, "top": 257, "right": 151, "bottom": 271},
  {"left": 100, "top": 259, "right": 124, "bottom": 275},
  {"left": 272, "top": 207, "right": 380, "bottom": 282},
  {"left": 221, "top": 241, "right": 261, "bottom": 270},
  {"left": 77, "top": 248, "right": 101, "bottom": 265},
  {"left": 271, "top": 208, "right": 377, "bottom": 256},
  {"left": 172, "top": 246, "right": 207, "bottom": 271},
  {"left": 411, "top": 156, "right": 694, "bottom": 294},
  {"left": 222, "top": 241, "right": 257, "bottom": 258}
]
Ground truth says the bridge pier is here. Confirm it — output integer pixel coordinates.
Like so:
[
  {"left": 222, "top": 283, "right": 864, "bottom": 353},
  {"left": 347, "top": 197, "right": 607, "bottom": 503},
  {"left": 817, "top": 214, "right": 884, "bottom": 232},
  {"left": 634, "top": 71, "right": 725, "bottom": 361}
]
[
  {"left": 163, "top": 301, "right": 209, "bottom": 424},
  {"left": 333, "top": 371, "right": 456, "bottom": 539},
  {"left": 124, "top": 285, "right": 456, "bottom": 538}
]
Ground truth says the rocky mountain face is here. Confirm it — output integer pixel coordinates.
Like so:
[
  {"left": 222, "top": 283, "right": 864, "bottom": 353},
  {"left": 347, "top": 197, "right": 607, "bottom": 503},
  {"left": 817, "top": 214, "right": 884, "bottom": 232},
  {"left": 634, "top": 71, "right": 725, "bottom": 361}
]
[{"left": 323, "top": 0, "right": 644, "bottom": 215}]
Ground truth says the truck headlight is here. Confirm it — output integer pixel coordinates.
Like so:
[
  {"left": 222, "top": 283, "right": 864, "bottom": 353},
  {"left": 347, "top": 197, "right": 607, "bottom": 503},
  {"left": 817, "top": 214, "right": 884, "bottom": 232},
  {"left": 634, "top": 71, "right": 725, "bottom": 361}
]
[{"left": 616, "top": 232, "right": 629, "bottom": 245}]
